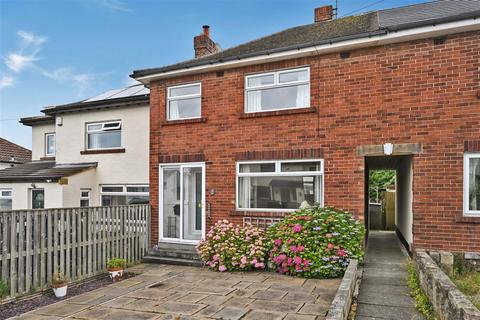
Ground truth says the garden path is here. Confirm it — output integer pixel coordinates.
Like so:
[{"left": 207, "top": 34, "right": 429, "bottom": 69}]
[{"left": 355, "top": 231, "right": 424, "bottom": 320}]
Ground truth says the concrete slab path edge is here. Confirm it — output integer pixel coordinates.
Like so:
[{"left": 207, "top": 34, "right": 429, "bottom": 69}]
[
  {"left": 414, "top": 249, "right": 480, "bottom": 320},
  {"left": 326, "top": 259, "right": 358, "bottom": 320}
]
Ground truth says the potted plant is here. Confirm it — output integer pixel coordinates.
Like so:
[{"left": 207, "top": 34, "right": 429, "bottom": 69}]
[
  {"left": 107, "top": 258, "right": 127, "bottom": 281},
  {"left": 51, "top": 272, "right": 68, "bottom": 298}
]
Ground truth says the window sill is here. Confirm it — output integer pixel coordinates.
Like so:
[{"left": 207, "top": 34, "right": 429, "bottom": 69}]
[
  {"left": 161, "top": 117, "right": 207, "bottom": 126},
  {"left": 80, "top": 148, "right": 125, "bottom": 155},
  {"left": 240, "top": 107, "right": 317, "bottom": 119},
  {"left": 40, "top": 156, "right": 55, "bottom": 161},
  {"left": 456, "top": 215, "right": 480, "bottom": 224}
]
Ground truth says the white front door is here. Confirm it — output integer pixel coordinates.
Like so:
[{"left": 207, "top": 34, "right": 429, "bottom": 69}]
[{"left": 159, "top": 163, "right": 205, "bottom": 243}]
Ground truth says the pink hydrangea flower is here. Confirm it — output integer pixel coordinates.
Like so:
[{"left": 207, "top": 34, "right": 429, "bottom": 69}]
[
  {"left": 219, "top": 265, "right": 227, "bottom": 272},
  {"left": 337, "top": 249, "right": 346, "bottom": 257},
  {"left": 290, "top": 245, "right": 297, "bottom": 253},
  {"left": 292, "top": 224, "right": 302, "bottom": 233},
  {"left": 274, "top": 239, "right": 282, "bottom": 246},
  {"left": 294, "top": 256, "right": 302, "bottom": 265},
  {"left": 297, "top": 245, "right": 305, "bottom": 252},
  {"left": 255, "top": 262, "right": 265, "bottom": 269},
  {"left": 326, "top": 233, "right": 333, "bottom": 238},
  {"left": 327, "top": 243, "right": 334, "bottom": 249}
]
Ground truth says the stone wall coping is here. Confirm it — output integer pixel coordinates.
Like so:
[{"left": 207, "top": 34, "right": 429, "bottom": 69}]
[
  {"left": 326, "top": 259, "right": 359, "bottom": 320},
  {"left": 414, "top": 249, "right": 480, "bottom": 320}
]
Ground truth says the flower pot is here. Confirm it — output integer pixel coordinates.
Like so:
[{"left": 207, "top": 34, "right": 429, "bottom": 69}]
[
  {"left": 108, "top": 268, "right": 124, "bottom": 281},
  {"left": 52, "top": 284, "right": 68, "bottom": 298}
]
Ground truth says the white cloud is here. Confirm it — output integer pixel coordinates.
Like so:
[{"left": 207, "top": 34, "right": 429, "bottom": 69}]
[
  {"left": 124, "top": 75, "right": 140, "bottom": 86},
  {"left": 17, "top": 31, "right": 47, "bottom": 47},
  {"left": 90, "top": 0, "right": 133, "bottom": 12},
  {"left": 42, "top": 67, "right": 99, "bottom": 96},
  {"left": 5, "top": 53, "right": 38, "bottom": 73},
  {"left": 0, "top": 75, "right": 15, "bottom": 89}
]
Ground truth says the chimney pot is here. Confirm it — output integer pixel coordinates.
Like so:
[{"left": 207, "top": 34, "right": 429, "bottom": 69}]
[
  {"left": 202, "top": 25, "right": 210, "bottom": 37},
  {"left": 314, "top": 5, "right": 334, "bottom": 23}
]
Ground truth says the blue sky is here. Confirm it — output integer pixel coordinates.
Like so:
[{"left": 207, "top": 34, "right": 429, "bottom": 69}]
[{"left": 0, "top": 0, "right": 426, "bottom": 149}]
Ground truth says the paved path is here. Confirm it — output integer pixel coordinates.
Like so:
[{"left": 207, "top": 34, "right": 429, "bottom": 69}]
[
  {"left": 355, "top": 231, "right": 424, "bottom": 320},
  {"left": 11, "top": 263, "right": 341, "bottom": 320}
]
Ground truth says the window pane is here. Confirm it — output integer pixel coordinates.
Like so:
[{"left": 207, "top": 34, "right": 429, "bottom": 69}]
[
  {"left": 281, "top": 162, "right": 321, "bottom": 172},
  {"left": 0, "top": 199, "right": 12, "bottom": 210},
  {"left": 239, "top": 163, "right": 275, "bottom": 173},
  {"left": 32, "top": 189, "right": 44, "bottom": 209},
  {"left": 80, "top": 199, "right": 89, "bottom": 207},
  {"left": 126, "top": 186, "right": 149, "bottom": 193},
  {"left": 238, "top": 175, "right": 320, "bottom": 209},
  {"left": 246, "top": 84, "right": 309, "bottom": 112},
  {"left": 126, "top": 195, "right": 149, "bottom": 204},
  {"left": 81, "top": 191, "right": 89, "bottom": 197},
  {"left": 469, "top": 157, "right": 480, "bottom": 211},
  {"left": 247, "top": 74, "right": 274, "bottom": 87},
  {"left": 101, "top": 186, "right": 123, "bottom": 193},
  {"left": 279, "top": 69, "right": 308, "bottom": 83},
  {"left": 88, "top": 131, "right": 121, "bottom": 149},
  {"left": 102, "top": 195, "right": 126, "bottom": 206},
  {"left": 170, "top": 84, "right": 200, "bottom": 97},
  {"left": 169, "top": 97, "right": 201, "bottom": 120},
  {"left": 103, "top": 122, "right": 121, "bottom": 129},
  {"left": 87, "top": 124, "right": 102, "bottom": 131},
  {"left": 46, "top": 135, "right": 55, "bottom": 155},
  {"left": 1, "top": 190, "right": 12, "bottom": 197}
]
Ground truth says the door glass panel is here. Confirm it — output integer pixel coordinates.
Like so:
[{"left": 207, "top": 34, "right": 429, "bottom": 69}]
[
  {"left": 32, "top": 189, "right": 45, "bottom": 209},
  {"left": 182, "top": 167, "right": 203, "bottom": 241},
  {"left": 163, "top": 168, "right": 181, "bottom": 239}
]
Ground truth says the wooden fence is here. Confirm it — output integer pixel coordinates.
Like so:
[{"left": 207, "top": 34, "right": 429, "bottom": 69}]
[{"left": 0, "top": 204, "right": 150, "bottom": 297}]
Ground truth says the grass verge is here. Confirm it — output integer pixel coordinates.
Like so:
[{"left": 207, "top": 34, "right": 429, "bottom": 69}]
[
  {"left": 451, "top": 269, "right": 480, "bottom": 310},
  {"left": 407, "top": 261, "right": 436, "bottom": 320}
]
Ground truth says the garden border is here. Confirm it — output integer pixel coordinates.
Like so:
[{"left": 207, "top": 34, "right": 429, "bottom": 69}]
[
  {"left": 325, "top": 259, "right": 359, "bottom": 320},
  {"left": 413, "top": 249, "right": 480, "bottom": 320}
]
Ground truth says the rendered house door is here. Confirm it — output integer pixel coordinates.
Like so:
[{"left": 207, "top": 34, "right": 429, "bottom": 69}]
[{"left": 160, "top": 163, "right": 205, "bottom": 243}]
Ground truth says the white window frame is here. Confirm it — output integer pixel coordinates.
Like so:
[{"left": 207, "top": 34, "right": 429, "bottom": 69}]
[
  {"left": 85, "top": 120, "right": 122, "bottom": 151},
  {"left": 236, "top": 159, "right": 324, "bottom": 212},
  {"left": 45, "top": 133, "right": 55, "bottom": 156},
  {"left": 0, "top": 189, "right": 13, "bottom": 211},
  {"left": 464, "top": 153, "right": 480, "bottom": 216},
  {"left": 80, "top": 189, "right": 90, "bottom": 207},
  {"left": 100, "top": 184, "right": 149, "bottom": 203},
  {"left": 244, "top": 67, "right": 310, "bottom": 113},
  {"left": 167, "top": 82, "right": 202, "bottom": 121}
]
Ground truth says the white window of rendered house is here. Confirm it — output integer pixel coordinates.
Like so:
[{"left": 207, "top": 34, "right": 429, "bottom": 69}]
[
  {"left": 245, "top": 67, "right": 310, "bottom": 113},
  {"left": 0, "top": 189, "right": 12, "bottom": 211},
  {"left": 167, "top": 83, "right": 201, "bottom": 121},
  {"left": 100, "top": 185, "right": 149, "bottom": 206},
  {"left": 464, "top": 153, "right": 480, "bottom": 216},
  {"left": 80, "top": 189, "right": 90, "bottom": 207},
  {"left": 45, "top": 133, "right": 55, "bottom": 156},
  {"left": 236, "top": 159, "right": 323, "bottom": 211},
  {"left": 86, "top": 121, "right": 122, "bottom": 150}
]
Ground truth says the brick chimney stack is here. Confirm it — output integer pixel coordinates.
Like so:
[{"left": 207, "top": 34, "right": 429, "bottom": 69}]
[
  {"left": 194, "top": 25, "right": 221, "bottom": 58},
  {"left": 314, "top": 5, "right": 334, "bottom": 23}
]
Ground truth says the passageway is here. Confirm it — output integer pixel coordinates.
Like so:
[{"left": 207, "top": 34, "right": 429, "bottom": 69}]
[{"left": 355, "top": 231, "right": 424, "bottom": 320}]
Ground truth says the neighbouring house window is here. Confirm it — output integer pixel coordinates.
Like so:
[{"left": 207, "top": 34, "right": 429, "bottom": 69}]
[
  {"left": 86, "top": 121, "right": 121, "bottom": 150},
  {"left": 31, "top": 189, "right": 44, "bottom": 209},
  {"left": 45, "top": 133, "right": 55, "bottom": 156},
  {"left": 80, "top": 190, "right": 90, "bottom": 207},
  {"left": 237, "top": 160, "right": 323, "bottom": 211},
  {"left": 245, "top": 67, "right": 310, "bottom": 113},
  {"left": 464, "top": 153, "right": 480, "bottom": 216},
  {"left": 0, "top": 189, "right": 12, "bottom": 211},
  {"left": 100, "top": 185, "right": 149, "bottom": 206},
  {"left": 167, "top": 83, "right": 201, "bottom": 120}
]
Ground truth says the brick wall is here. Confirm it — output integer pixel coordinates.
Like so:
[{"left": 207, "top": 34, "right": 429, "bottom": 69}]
[{"left": 149, "top": 31, "right": 480, "bottom": 252}]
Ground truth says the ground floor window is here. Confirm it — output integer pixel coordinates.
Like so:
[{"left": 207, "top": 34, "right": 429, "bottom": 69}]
[
  {"left": 80, "top": 189, "right": 90, "bottom": 207},
  {"left": 0, "top": 189, "right": 12, "bottom": 210},
  {"left": 237, "top": 160, "right": 323, "bottom": 211},
  {"left": 100, "top": 185, "right": 149, "bottom": 206},
  {"left": 465, "top": 153, "right": 480, "bottom": 216},
  {"left": 31, "top": 189, "right": 44, "bottom": 209}
]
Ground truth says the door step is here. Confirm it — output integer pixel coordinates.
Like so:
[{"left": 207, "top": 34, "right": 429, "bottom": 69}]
[{"left": 143, "top": 242, "right": 203, "bottom": 267}]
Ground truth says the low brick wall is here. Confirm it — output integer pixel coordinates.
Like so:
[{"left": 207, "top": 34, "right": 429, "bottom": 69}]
[
  {"left": 413, "top": 249, "right": 480, "bottom": 320},
  {"left": 326, "top": 259, "right": 358, "bottom": 320}
]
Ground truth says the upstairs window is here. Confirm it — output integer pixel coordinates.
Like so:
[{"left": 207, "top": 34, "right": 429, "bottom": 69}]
[
  {"left": 0, "top": 189, "right": 12, "bottom": 211},
  {"left": 167, "top": 83, "right": 201, "bottom": 120},
  {"left": 464, "top": 153, "right": 480, "bottom": 216},
  {"left": 45, "top": 133, "right": 55, "bottom": 156},
  {"left": 237, "top": 159, "right": 323, "bottom": 211},
  {"left": 86, "top": 121, "right": 121, "bottom": 150},
  {"left": 245, "top": 67, "right": 310, "bottom": 113}
]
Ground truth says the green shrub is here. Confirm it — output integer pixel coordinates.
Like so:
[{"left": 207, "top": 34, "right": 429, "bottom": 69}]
[
  {"left": 197, "top": 220, "right": 268, "bottom": 272},
  {"left": 107, "top": 258, "right": 127, "bottom": 270},
  {"left": 0, "top": 279, "right": 8, "bottom": 299},
  {"left": 267, "top": 206, "right": 365, "bottom": 278},
  {"left": 407, "top": 261, "right": 435, "bottom": 319}
]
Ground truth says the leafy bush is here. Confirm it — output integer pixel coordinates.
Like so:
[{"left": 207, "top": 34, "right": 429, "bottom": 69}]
[
  {"left": 197, "top": 220, "right": 267, "bottom": 272},
  {"left": 267, "top": 206, "right": 365, "bottom": 278},
  {"left": 0, "top": 280, "right": 9, "bottom": 299},
  {"left": 107, "top": 258, "right": 127, "bottom": 270}
]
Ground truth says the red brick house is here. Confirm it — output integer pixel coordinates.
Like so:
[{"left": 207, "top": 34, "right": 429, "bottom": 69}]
[{"left": 132, "top": 1, "right": 480, "bottom": 262}]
